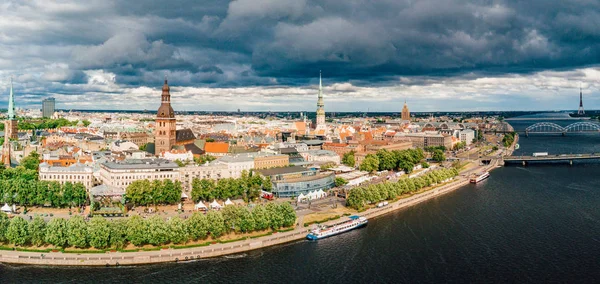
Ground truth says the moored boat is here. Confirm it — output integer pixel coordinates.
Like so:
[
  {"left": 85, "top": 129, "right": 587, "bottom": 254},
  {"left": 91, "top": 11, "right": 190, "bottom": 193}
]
[
  {"left": 306, "top": 215, "right": 368, "bottom": 240},
  {"left": 470, "top": 172, "right": 490, "bottom": 183}
]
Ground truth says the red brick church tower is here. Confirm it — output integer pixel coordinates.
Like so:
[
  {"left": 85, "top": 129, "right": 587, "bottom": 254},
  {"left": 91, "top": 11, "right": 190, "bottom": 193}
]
[{"left": 154, "top": 79, "right": 176, "bottom": 155}]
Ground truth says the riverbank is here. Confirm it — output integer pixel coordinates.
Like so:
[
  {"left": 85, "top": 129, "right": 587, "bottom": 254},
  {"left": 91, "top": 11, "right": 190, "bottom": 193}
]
[{"left": 0, "top": 162, "right": 500, "bottom": 266}]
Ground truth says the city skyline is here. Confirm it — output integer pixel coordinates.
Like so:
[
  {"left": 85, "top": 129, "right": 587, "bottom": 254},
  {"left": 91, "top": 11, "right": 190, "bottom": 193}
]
[{"left": 1, "top": 1, "right": 600, "bottom": 111}]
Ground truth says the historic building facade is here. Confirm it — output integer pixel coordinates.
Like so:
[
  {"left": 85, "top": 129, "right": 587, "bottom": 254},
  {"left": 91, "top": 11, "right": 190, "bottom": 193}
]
[
  {"left": 155, "top": 80, "right": 177, "bottom": 154},
  {"left": 401, "top": 100, "right": 410, "bottom": 121},
  {"left": 315, "top": 72, "right": 326, "bottom": 132}
]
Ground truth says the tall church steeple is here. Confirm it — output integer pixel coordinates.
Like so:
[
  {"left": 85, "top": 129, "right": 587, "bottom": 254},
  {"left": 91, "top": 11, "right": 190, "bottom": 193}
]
[
  {"left": 315, "top": 71, "right": 326, "bottom": 131},
  {"left": 3, "top": 76, "right": 18, "bottom": 167},
  {"left": 7, "top": 77, "right": 15, "bottom": 120},
  {"left": 155, "top": 79, "right": 177, "bottom": 155}
]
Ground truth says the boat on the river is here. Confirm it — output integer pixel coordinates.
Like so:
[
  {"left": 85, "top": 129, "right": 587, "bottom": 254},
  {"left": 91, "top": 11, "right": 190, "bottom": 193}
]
[
  {"left": 306, "top": 215, "right": 367, "bottom": 240},
  {"left": 470, "top": 172, "right": 490, "bottom": 183}
]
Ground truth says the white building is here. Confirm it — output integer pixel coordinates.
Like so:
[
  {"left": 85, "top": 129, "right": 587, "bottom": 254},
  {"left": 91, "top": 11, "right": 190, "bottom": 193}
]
[
  {"left": 39, "top": 162, "right": 95, "bottom": 189},
  {"left": 98, "top": 158, "right": 180, "bottom": 189},
  {"left": 459, "top": 129, "right": 475, "bottom": 145},
  {"left": 299, "top": 150, "right": 341, "bottom": 165},
  {"left": 161, "top": 150, "right": 194, "bottom": 162},
  {"left": 110, "top": 140, "right": 139, "bottom": 152},
  {"left": 178, "top": 163, "right": 231, "bottom": 189},
  {"left": 211, "top": 154, "right": 255, "bottom": 178}
]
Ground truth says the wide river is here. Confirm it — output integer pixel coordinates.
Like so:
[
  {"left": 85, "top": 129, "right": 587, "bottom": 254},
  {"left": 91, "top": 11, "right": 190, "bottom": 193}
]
[{"left": 3, "top": 118, "right": 600, "bottom": 283}]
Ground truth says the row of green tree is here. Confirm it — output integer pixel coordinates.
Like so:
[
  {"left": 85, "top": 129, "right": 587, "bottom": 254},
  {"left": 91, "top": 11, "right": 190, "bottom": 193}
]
[
  {"left": 0, "top": 179, "right": 87, "bottom": 208},
  {"left": 0, "top": 118, "right": 91, "bottom": 131},
  {"left": 358, "top": 148, "right": 427, "bottom": 173},
  {"left": 173, "top": 155, "right": 217, "bottom": 167},
  {"left": 346, "top": 168, "right": 459, "bottom": 210},
  {"left": 0, "top": 165, "right": 38, "bottom": 181},
  {"left": 125, "top": 179, "right": 183, "bottom": 206},
  {"left": 191, "top": 171, "right": 272, "bottom": 202},
  {"left": 0, "top": 203, "right": 296, "bottom": 249}
]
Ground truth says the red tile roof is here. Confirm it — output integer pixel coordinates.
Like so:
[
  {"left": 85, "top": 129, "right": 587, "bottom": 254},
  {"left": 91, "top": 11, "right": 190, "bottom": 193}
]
[{"left": 204, "top": 142, "right": 229, "bottom": 154}]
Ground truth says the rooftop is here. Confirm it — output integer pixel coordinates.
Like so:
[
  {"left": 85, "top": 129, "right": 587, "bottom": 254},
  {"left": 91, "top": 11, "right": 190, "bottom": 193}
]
[
  {"left": 305, "top": 150, "right": 338, "bottom": 156},
  {"left": 256, "top": 165, "right": 311, "bottom": 176},
  {"left": 102, "top": 158, "right": 178, "bottom": 170},
  {"left": 176, "top": 129, "right": 196, "bottom": 142},
  {"left": 204, "top": 142, "right": 229, "bottom": 153},
  {"left": 272, "top": 172, "right": 334, "bottom": 183}
]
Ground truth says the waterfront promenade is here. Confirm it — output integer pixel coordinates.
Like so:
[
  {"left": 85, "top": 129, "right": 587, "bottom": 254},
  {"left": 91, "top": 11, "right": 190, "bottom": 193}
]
[{"left": 0, "top": 162, "right": 498, "bottom": 266}]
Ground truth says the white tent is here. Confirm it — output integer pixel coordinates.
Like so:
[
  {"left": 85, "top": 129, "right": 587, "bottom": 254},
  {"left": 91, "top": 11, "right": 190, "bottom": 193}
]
[
  {"left": 181, "top": 192, "right": 189, "bottom": 199},
  {"left": 1, "top": 203, "right": 11, "bottom": 213},
  {"left": 210, "top": 200, "right": 222, "bottom": 209},
  {"left": 194, "top": 201, "right": 207, "bottom": 210},
  {"left": 317, "top": 189, "right": 325, "bottom": 198},
  {"left": 297, "top": 193, "right": 306, "bottom": 203},
  {"left": 307, "top": 191, "right": 317, "bottom": 200},
  {"left": 224, "top": 198, "right": 234, "bottom": 206}
]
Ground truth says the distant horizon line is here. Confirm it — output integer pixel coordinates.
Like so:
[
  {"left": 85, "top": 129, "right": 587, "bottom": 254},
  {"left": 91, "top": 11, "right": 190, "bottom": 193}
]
[{"left": 4, "top": 109, "right": 599, "bottom": 114}]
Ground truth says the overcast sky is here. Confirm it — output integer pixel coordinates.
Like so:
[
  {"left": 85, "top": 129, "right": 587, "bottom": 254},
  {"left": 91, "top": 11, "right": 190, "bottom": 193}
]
[{"left": 1, "top": 0, "right": 600, "bottom": 112}]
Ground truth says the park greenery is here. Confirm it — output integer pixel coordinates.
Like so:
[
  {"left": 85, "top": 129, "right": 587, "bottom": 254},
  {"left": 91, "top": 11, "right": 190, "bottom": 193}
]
[
  {"left": 0, "top": 118, "right": 91, "bottom": 131},
  {"left": 359, "top": 148, "right": 426, "bottom": 174},
  {"left": 0, "top": 152, "right": 88, "bottom": 208},
  {"left": 194, "top": 155, "right": 216, "bottom": 165},
  {"left": 453, "top": 141, "right": 467, "bottom": 151},
  {"left": 0, "top": 202, "right": 296, "bottom": 249},
  {"left": 139, "top": 143, "right": 148, "bottom": 151},
  {"left": 191, "top": 171, "right": 271, "bottom": 202},
  {"left": 125, "top": 179, "right": 183, "bottom": 206},
  {"left": 346, "top": 167, "right": 459, "bottom": 210},
  {"left": 0, "top": 165, "right": 87, "bottom": 207},
  {"left": 342, "top": 151, "right": 356, "bottom": 167},
  {"left": 432, "top": 149, "right": 446, "bottom": 162},
  {"left": 20, "top": 151, "right": 41, "bottom": 171},
  {"left": 173, "top": 155, "right": 217, "bottom": 167},
  {"left": 502, "top": 132, "right": 516, "bottom": 147},
  {"left": 335, "top": 177, "right": 349, "bottom": 187}
]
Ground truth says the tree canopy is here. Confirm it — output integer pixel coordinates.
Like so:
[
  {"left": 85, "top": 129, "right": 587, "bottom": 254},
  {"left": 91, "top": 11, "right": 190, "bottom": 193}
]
[
  {"left": 191, "top": 171, "right": 270, "bottom": 202},
  {"left": 342, "top": 151, "right": 356, "bottom": 167},
  {"left": 346, "top": 168, "right": 459, "bottom": 210},
  {"left": 126, "top": 179, "right": 183, "bottom": 206},
  {"left": 0, "top": 202, "right": 297, "bottom": 249}
]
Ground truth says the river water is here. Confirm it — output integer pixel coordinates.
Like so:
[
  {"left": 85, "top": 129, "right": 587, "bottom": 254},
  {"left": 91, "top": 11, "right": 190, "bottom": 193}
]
[{"left": 3, "top": 117, "right": 600, "bottom": 283}]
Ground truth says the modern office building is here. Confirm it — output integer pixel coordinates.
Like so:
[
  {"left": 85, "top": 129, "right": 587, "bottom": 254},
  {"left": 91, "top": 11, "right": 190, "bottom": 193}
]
[
  {"left": 256, "top": 166, "right": 335, "bottom": 198},
  {"left": 42, "top": 97, "right": 56, "bottom": 118}
]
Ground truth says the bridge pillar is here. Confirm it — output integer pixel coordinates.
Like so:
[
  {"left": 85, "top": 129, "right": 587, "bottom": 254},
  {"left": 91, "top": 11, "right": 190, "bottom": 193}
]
[
  {"left": 562, "top": 132, "right": 566, "bottom": 136},
  {"left": 522, "top": 160, "right": 527, "bottom": 167},
  {"left": 570, "top": 160, "right": 573, "bottom": 166},
  {"left": 525, "top": 131, "right": 529, "bottom": 137}
]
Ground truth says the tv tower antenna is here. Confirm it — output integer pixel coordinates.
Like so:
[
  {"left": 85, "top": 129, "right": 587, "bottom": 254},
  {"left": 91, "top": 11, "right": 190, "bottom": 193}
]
[{"left": 578, "top": 85, "right": 585, "bottom": 115}]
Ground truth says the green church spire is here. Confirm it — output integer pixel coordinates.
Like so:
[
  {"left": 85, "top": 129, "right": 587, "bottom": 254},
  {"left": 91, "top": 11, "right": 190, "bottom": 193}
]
[{"left": 7, "top": 77, "right": 15, "bottom": 120}]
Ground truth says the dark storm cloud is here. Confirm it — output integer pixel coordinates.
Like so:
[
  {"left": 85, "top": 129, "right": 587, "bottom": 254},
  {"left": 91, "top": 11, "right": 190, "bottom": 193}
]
[{"left": 2, "top": 0, "right": 600, "bottom": 110}]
